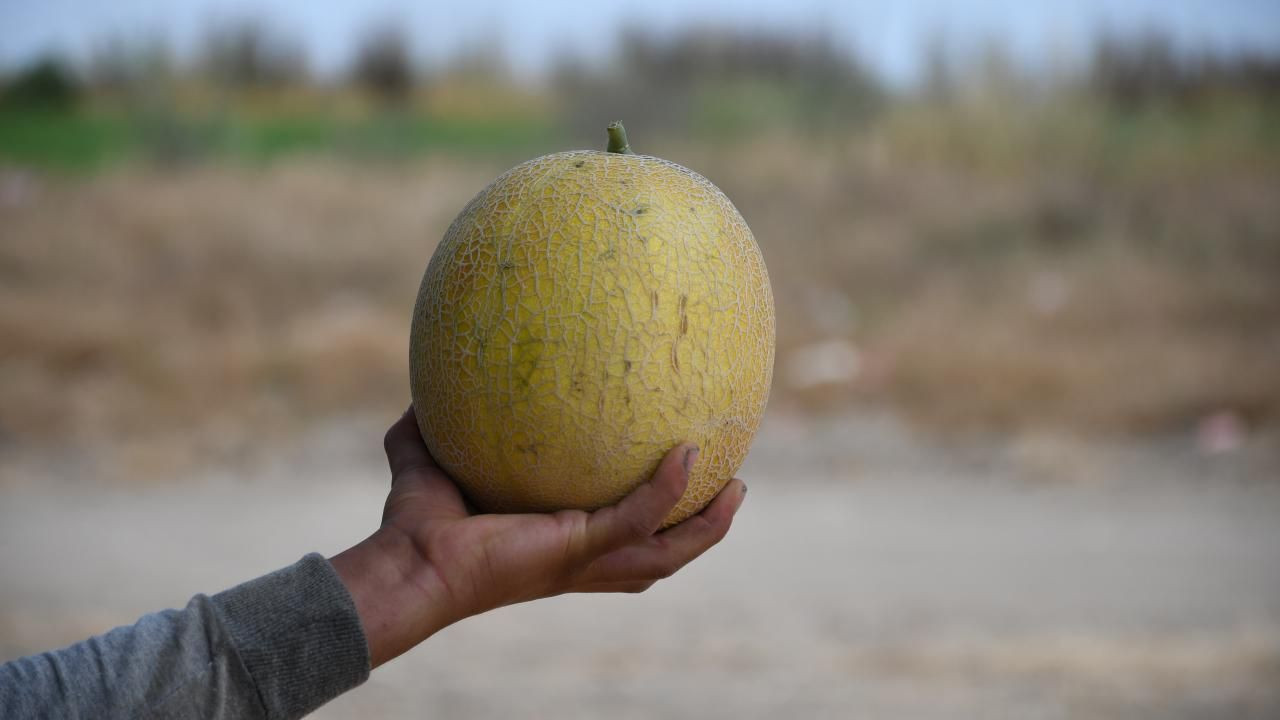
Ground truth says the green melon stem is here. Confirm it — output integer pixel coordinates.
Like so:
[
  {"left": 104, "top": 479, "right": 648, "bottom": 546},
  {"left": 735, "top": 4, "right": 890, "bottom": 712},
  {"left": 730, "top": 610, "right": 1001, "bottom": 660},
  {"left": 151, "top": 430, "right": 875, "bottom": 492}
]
[{"left": 606, "top": 122, "right": 634, "bottom": 154}]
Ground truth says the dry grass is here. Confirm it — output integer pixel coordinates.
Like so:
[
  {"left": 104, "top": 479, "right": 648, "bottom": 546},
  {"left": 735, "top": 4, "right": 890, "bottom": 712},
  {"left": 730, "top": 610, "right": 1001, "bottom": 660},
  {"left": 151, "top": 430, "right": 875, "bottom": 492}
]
[
  {"left": 700, "top": 135, "right": 1280, "bottom": 436},
  {"left": 0, "top": 159, "right": 494, "bottom": 474},
  {"left": 1, "top": 134, "right": 1278, "bottom": 477}
]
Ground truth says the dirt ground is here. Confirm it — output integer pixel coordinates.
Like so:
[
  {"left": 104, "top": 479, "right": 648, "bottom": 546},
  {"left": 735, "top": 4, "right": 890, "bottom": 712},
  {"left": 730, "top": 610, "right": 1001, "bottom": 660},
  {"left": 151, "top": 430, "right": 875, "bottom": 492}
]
[{"left": 2, "top": 409, "right": 1277, "bottom": 719}]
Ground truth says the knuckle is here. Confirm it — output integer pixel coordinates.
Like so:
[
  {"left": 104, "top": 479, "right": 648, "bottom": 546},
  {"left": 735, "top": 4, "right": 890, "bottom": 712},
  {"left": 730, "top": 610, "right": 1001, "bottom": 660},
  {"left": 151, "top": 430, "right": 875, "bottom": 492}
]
[
  {"left": 691, "top": 513, "right": 729, "bottom": 544},
  {"left": 622, "top": 509, "right": 659, "bottom": 540},
  {"left": 657, "top": 479, "right": 685, "bottom": 508},
  {"left": 554, "top": 510, "right": 591, "bottom": 560},
  {"left": 647, "top": 534, "right": 673, "bottom": 553},
  {"left": 554, "top": 508, "right": 589, "bottom": 529},
  {"left": 709, "top": 517, "right": 732, "bottom": 543},
  {"left": 654, "top": 558, "right": 681, "bottom": 579}
]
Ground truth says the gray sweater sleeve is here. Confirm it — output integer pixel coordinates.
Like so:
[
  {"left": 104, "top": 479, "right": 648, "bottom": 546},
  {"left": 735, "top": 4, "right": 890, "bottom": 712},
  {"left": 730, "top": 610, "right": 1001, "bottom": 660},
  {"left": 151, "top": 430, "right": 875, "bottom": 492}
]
[{"left": 0, "top": 553, "right": 371, "bottom": 720}]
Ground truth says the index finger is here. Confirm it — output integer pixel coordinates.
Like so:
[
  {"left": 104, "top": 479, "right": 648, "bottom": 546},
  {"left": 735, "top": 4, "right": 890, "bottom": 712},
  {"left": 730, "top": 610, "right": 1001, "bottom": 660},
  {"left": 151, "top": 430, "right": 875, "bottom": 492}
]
[{"left": 383, "top": 405, "right": 440, "bottom": 478}]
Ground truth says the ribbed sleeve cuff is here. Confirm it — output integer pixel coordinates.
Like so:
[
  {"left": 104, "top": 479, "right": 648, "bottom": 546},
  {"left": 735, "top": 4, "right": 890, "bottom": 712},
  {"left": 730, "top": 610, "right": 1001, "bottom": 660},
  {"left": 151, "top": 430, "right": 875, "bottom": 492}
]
[{"left": 211, "top": 553, "right": 371, "bottom": 720}]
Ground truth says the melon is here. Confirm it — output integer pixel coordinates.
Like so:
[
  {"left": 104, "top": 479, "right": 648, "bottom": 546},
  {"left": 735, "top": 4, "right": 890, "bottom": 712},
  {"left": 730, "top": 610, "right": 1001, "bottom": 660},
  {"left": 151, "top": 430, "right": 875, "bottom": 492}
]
[{"left": 410, "top": 123, "right": 773, "bottom": 525}]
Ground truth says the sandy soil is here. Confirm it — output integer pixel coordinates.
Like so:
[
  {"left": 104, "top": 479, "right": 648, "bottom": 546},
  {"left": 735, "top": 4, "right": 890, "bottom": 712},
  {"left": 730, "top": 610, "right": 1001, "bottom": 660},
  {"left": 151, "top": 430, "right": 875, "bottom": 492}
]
[{"left": 2, "top": 411, "right": 1278, "bottom": 719}]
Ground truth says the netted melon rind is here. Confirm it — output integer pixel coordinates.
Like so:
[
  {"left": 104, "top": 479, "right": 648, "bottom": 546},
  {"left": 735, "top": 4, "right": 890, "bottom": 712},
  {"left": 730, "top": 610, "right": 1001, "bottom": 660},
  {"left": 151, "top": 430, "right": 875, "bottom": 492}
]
[{"left": 410, "top": 150, "right": 774, "bottom": 526}]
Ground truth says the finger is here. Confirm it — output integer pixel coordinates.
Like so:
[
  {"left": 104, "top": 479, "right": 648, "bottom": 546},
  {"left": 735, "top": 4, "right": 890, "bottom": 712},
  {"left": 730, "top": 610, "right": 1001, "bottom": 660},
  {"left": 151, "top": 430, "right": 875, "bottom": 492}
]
[
  {"left": 576, "top": 580, "right": 656, "bottom": 594},
  {"left": 580, "top": 443, "right": 697, "bottom": 558},
  {"left": 381, "top": 407, "right": 469, "bottom": 521},
  {"left": 383, "top": 466, "right": 470, "bottom": 524},
  {"left": 579, "top": 477, "right": 746, "bottom": 586},
  {"left": 384, "top": 406, "right": 439, "bottom": 477}
]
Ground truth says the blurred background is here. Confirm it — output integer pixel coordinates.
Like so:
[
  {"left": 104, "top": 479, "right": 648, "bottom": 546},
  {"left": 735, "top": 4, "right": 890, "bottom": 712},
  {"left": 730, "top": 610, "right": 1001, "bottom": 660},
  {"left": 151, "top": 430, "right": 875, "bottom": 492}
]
[{"left": 2, "top": 1, "right": 1278, "bottom": 717}]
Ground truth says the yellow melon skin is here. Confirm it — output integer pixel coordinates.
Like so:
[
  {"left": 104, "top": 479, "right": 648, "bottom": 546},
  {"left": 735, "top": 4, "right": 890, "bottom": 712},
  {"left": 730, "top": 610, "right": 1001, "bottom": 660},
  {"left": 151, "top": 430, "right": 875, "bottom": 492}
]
[{"left": 410, "top": 149, "right": 774, "bottom": 525}]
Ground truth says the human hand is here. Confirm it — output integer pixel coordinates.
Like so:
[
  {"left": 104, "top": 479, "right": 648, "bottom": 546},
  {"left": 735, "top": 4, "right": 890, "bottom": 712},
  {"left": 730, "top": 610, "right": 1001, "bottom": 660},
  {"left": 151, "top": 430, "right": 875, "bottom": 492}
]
[{"left": 330, "top": 408, "right": 747, "bottom": 667}]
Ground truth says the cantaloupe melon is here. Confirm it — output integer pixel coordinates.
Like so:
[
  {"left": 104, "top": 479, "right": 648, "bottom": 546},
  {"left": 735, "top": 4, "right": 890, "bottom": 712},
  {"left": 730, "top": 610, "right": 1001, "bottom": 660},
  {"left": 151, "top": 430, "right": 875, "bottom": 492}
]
[{"left": 410, "top": 124, "right": 773, "bottom": 525}]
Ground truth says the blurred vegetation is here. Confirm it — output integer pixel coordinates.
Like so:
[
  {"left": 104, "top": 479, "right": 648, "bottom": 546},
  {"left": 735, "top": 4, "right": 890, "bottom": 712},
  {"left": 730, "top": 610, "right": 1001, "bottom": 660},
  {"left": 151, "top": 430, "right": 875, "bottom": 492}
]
[
  {"left": 350, "top": 24, "right": 415, "bottom": 107},
  {"left": 0, "top": 24, "right": 1276, "bottom": 170},
  {"left": 199, "top": 18, "right": 309, "bottom": 90},
  {"left": 1, "top": 22, "right": 1278, "bottom": 471},
  {"left": 0, "top": 57, "right": 82, "bottom": 112},
  {"left": 0, "top": 20, "right": 555, "bottom": 169},
  {"left": 553, "top": 28, "right": 884, "bottom": 140}
]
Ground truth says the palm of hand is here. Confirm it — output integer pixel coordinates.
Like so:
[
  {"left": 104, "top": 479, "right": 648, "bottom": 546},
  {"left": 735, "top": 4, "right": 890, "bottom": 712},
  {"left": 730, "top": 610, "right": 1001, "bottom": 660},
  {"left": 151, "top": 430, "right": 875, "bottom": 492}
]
[{"left": 379, "top": 410, "right": 746, "bottom": 624}]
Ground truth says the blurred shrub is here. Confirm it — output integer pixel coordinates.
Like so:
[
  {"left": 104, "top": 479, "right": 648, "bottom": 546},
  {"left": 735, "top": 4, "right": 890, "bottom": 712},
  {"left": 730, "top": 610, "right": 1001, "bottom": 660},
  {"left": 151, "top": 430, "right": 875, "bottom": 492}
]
[
  {"left": 553, "top": 27, "right": 884, "bottom": 140},
  {"left": 87, "top": 36, "right": 175, "bottom": 96},
  {"left": 351, "top": 24, "right": 415, "bottom": 107},
  {"left": 0, "top": 57, "right": 81, "bottom": 111},
  {"left": 1091, "top": 31, "right": 1280, "bottom": 108},
  {"left": 85, "top": 36, "right": 211, "bottom": 167},
  {"left": 200, "top": 18, "right": 308, "bottom": 89}
]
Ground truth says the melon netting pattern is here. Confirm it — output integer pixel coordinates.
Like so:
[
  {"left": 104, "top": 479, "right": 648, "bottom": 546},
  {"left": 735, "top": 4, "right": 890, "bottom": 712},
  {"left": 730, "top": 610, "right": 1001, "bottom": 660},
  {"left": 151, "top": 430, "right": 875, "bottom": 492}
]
[{"left": 410, "top": 150, "right": 774, "bottom": 525}]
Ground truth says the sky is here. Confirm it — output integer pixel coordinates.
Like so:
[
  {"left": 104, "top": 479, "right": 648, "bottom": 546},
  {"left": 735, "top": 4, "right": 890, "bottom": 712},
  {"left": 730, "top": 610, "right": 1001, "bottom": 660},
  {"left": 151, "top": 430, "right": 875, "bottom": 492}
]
[{"left": 2, "top": 0, "right": 1278, "bottom": 86}]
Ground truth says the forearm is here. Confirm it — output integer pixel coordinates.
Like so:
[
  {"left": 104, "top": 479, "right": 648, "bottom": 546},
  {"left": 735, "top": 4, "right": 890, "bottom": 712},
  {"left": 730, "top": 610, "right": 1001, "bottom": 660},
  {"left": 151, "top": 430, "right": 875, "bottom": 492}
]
[{"left": 0, "top": 554, "right": 370, "bottom": 720}]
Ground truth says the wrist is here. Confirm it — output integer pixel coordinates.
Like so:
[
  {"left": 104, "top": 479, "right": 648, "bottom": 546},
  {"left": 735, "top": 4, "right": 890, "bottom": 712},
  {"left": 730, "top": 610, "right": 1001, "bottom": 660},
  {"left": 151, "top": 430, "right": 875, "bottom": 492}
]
[{"left": 330, "top": 526, "right": 455, "bottom": 668}]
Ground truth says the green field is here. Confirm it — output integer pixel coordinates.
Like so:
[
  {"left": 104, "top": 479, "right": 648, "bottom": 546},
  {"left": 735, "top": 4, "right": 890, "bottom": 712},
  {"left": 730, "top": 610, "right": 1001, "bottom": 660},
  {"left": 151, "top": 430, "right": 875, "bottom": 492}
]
[{"left": 0, "top": 107, "right": 559, "bottom": 170}]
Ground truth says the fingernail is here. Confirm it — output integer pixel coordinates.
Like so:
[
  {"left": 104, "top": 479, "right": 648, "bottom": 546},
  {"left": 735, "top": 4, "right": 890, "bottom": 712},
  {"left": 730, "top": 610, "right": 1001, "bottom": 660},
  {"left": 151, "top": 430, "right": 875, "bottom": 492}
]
[
  {"left": 740, "top": 482, "right": 748, "bottom": 496},
  {"left": 683, "top": 446, "right": 700, "bottom": 473}
]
